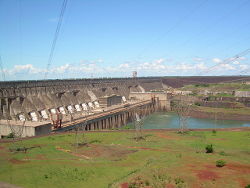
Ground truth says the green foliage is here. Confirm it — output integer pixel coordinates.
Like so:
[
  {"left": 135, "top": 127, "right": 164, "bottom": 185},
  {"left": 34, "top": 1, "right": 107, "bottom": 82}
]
[
  {"left": 194, "top": 102, "right": 201, "bottom": 106},
  {"left": 214, "top": 93, "right": 234, "bottom": 97},
  {"left": 8, "top": 132, "right": 15, "bottom": 138},
  {"left": 208, "top": 96, "right": 216, "bottom": 101},
  {"left": 195, "top": 84, "right": 209, "bottom": 87},
  {"left": 212, "top": 129, "right": 217, "bottom": 135},
  {"left": 5, "top": 132, "right": 15, "bottom": 138},
  {"left": 205, "top": 144, "right": 214, "bottom": 153},
  {"left": 89, "top": 139, "right": 101, "bottom": 144},
  {"left": 127, "top": 169, "right": 186, "bottom": 188},
  {"left": 175, "top": 177, "right": 185, "bottom": 186},
  {"left": 219, "top": 151, "right": 228, "bottom": 156},
  {"left": 216, "top": 160, "right": 226, "bottom": 167},
  {"left": 128, "top": 176, "right": 150, "bottom": 188},
  {"left": 122, "top": 125, "right": 131, "bottom": 129},
  {"left": 245, "top": 184, "right": 250, "bottom": 188}
]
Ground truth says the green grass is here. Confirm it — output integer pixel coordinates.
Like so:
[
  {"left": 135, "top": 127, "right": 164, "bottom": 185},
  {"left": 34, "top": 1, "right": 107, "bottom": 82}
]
[
  {"left": 0, "top": 130, "right": 250, "bottom": 188},
  {"left": 194, "top": 105, "right": 250, "bottom": 115},
  {"left": 183, "top": 83, "right": 250, "bottom": 91}
]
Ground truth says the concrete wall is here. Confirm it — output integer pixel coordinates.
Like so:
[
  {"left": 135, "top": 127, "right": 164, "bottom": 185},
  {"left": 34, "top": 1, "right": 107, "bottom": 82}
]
[
  {"left": 35, "top": 124, "right": 52, "bottom": 136},
  {"left": 99, "top": 95, "right": 122, "bottom": 108},
  {"left": 0, "top": 78, "right": 163, "bottom": 121},
  {"left": 234, "top": 91, "right": 250, "bottom": 97},
  {"left": 0, "top": 123, "right": 51, "bottom": 138},
  {"left": 129, "top": 92, "right": 170, "bottom": 110}
]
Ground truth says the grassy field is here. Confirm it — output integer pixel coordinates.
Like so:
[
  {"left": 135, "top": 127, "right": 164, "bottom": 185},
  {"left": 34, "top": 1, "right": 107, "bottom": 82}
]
[
  {"left": 194, "top": 105, "right": 250, "bottom": 115},
  {"left": 0, "top": 130, "right": 250, "bottom": 188},
  {"left": 182, "top": 83, "right": 250, "bottom": 91}
]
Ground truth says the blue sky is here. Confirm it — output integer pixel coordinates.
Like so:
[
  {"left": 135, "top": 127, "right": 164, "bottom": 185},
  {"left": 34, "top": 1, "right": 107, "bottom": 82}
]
[{"left": 0, "top": 0, "right": 250, "bottom": 80}]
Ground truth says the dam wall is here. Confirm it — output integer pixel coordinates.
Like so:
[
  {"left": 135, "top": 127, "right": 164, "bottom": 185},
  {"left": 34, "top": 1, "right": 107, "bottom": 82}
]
[{"left": 0, "top": 77, "right": 163, "bottom": 121}]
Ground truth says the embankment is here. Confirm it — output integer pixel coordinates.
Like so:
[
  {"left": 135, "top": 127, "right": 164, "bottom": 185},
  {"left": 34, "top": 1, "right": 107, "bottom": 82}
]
[{"left": 189, "top": 108, "right": 250, "bottom": 121}]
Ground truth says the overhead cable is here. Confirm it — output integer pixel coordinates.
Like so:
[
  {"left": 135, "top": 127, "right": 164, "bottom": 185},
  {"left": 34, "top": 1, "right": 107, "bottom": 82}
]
[{"left": 44, "top": 0, "right": 68, "bottom": 79}]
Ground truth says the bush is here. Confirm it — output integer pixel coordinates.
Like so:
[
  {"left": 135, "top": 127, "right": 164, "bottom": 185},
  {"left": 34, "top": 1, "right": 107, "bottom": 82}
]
[
  {"left": 219, "top": 151, "right": 228, "bottom": 156},
  {"left": 216, "top": 160, "right": 226, "bottom": 167},
  {"left": 245, "top": 184, "right": 250, "bottom": 188},
  {"left": 128, "top": 176, "right": 150, "bottom": 188},
  {"left": 205, "top": 144, "right": 214, "bottom": 153},
  {"left": 175, "top": 177, "right": 185, "bottom": 185},
  {"left": 7, "top": 132, "right": 15, "bottom": 138},
  {"left": 194, "top": 102, "right": 201, "bottom": 106},
  {"left": 212, "top": 130, "right": 217, "bottom": 134}
]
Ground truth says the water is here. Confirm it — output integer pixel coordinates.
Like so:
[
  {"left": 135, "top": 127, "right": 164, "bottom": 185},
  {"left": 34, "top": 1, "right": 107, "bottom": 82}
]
[{"left": 127, "top": 112, "right": 250, "bottom": 129}]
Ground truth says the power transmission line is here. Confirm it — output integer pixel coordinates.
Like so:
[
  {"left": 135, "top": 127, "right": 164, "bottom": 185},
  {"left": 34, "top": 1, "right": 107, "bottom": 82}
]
[
  {"left": 44, "top": 0, "right": 68, "bottom": 79},
  {"left": 197, "top": 48, "right": 250, "bottom": 75}
]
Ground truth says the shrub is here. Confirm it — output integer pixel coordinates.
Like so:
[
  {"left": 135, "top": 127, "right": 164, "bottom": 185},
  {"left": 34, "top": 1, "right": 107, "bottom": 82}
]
[
  {"left": 194, "top": 102, "right": 201, "bottom": 106},
  {"left": 7, "top": 132, "right": 15, "bottom": 138},
  {"left": 245, "top": 184, "right": 250, "bottom": 188},
  {"left": 89, "top": 139, "right": 101, "bottom": 144},
  {"left": 205, "top": 144, "right": 214, "bottom": 153},
  {"left": 128, "top": 176, "right": 150, "bottom": 188},
  {"left": 216, "top": 160, "right": 226, "bottom": 167},
  {"left": 219, "top": 151, "right": 228, "bottom": 156},
  {"left": 212, "top": 130, "right": 217, "bottom": 134},
  {"left": 175, "top": 177, "right": 185, "bottom": 184}
]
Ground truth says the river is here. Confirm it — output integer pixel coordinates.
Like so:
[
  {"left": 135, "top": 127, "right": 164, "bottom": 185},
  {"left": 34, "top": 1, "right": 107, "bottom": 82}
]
[{"left": 127, "top": 112, "right": 250, "bottom": 129}]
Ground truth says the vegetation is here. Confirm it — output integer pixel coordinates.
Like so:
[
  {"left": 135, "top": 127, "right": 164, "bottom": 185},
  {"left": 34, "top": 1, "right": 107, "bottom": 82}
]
[
  {"left": 194, "top": 105, "right": 250, "bottom": 115},
  {"left": 183, "top": 82, "right": 250, "bottom": 91},
  {"left": 219, "top": 151, "right": 228, "bottom": 156},
  {"left": 0, "top": 131, "right": 249, "bottom": 188},
  {"left": 216, "top": 160, "right": 226, "bottom": 167},
  {"left": 205, "top": 144, "right": 214, "bottom": 153}
]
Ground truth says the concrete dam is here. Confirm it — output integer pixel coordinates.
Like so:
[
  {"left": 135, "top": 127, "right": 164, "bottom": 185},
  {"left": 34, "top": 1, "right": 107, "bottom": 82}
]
[{"left": 0, "top": 77, "right": 170, "bottom": 137}]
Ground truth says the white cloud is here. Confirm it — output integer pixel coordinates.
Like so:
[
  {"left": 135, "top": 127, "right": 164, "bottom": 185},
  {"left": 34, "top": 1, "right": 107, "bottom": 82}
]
[
  {"left": 239, "top": 64, "right": 249, "bottom": 70},
  {"left": 232, "top": 61, "right": 240, "bottom": 65},
  {"left": 4, "top": 56, "right": 249, "bottom": 80},
  {"left": 9, "top": 64, "right": 44, "bottom": 74},
  {"left": 212, "top": 58, "right": 222, "bottom": 63}
]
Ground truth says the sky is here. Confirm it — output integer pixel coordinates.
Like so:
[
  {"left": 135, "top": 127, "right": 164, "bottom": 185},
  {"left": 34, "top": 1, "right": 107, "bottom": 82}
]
[{"left": 0, "top": 0, "right": 250, "bottom": 80}]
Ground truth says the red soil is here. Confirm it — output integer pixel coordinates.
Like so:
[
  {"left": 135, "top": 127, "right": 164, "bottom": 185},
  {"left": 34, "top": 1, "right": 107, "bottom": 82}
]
[
  {"left": 120, "top": 182, "right": 129, "bottom": 188},
  {"left": 166, "top": 184, "right": 176, "bottom": 188},
  {"left": 196, "top": 170, "right": 220, "bottom": 180},
  {"left": 188, "top": 161, "right": 250, "bottom": 187},
  {"left": 226, "top": 163, "right": 250, "bottom": 174}
]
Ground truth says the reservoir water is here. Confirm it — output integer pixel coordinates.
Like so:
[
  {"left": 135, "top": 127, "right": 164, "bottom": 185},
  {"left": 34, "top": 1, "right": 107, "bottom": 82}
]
[{"left": 127, "top": 112, "right": 250, "bottom": 129}]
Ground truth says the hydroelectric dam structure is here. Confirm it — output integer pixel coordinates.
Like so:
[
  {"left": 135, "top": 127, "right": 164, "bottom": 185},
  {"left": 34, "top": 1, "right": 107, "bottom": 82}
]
[{"left": 0, "top": 77, "right": 170, "bottom": 137}]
